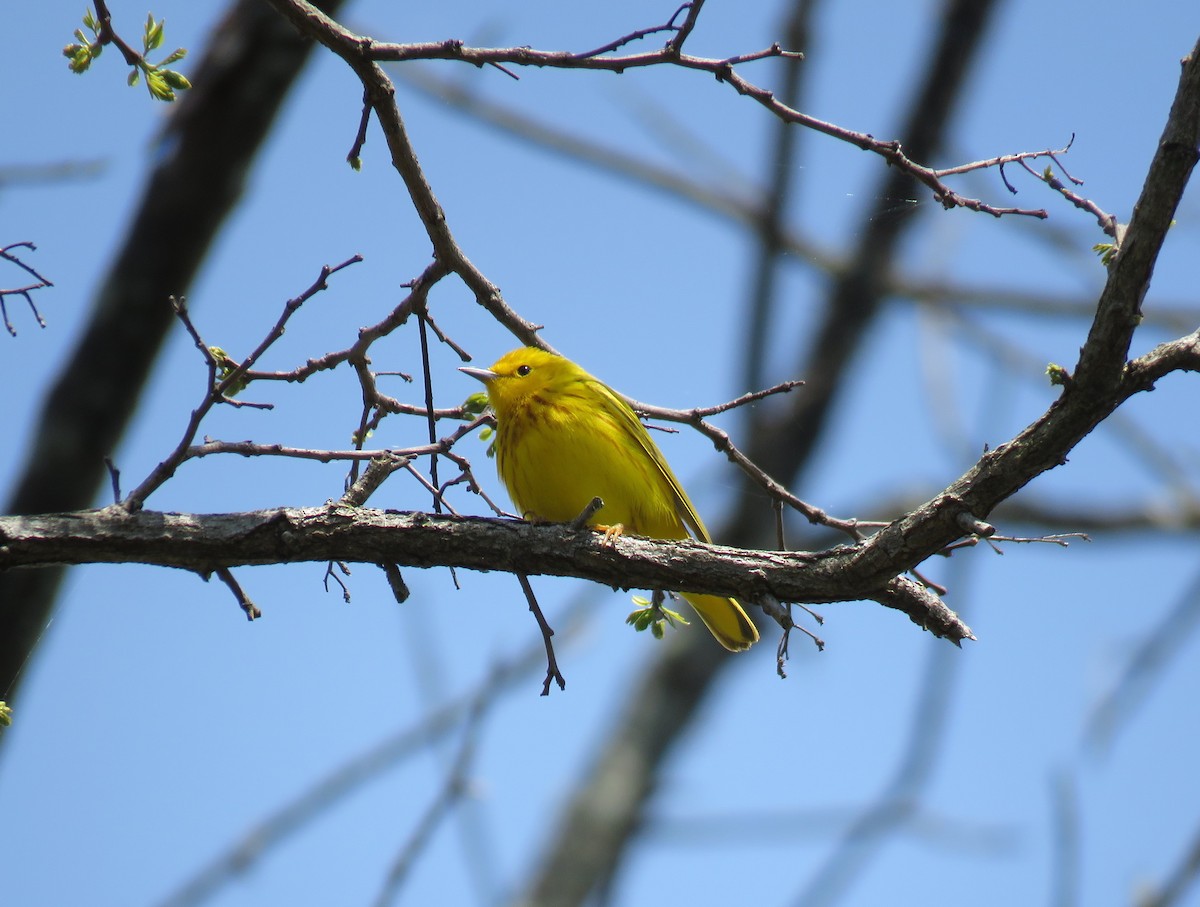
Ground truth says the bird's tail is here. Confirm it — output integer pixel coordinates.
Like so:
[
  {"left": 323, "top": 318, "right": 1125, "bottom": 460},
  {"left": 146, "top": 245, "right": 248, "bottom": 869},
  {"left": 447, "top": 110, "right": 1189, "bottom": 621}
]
[{"left": 682, "top": 593, "right": 759, "bottom": 652}]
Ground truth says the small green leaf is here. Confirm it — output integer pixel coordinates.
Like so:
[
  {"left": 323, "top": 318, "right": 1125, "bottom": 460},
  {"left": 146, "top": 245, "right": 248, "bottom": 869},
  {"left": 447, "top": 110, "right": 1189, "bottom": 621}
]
[
  {"left": 624, "top": 609, "right": 652, "bottom": 631},
  {"left": 160, "top": 47, "right": 188, "bottom": 65},
  {"left": 0, "top": 701, "right": 11, "bottom": 727},
  {"left": 144, "top": 13, "right": 165, "bottom": 52},
  {"left": 127, "top": 68, "right": 140, "bottom": 87},
  {"left": 626, "top": 595, "right": 689, "bottom": 639}
]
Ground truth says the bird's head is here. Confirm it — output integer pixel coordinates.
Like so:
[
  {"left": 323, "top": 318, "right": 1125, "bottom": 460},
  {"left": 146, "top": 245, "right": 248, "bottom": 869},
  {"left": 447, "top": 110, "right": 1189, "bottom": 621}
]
[{"left": 459, "top": 347, "right": 583, "bottom": 420}]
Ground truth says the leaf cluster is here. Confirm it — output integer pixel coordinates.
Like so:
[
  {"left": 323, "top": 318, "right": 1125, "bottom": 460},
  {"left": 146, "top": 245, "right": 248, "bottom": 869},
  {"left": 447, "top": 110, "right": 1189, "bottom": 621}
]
[
  {"left": 63, "top": 8, "right": 191, "bottom": 102},
  {"left": 626, "top": 595, "right": 691, "bottom": 640}
]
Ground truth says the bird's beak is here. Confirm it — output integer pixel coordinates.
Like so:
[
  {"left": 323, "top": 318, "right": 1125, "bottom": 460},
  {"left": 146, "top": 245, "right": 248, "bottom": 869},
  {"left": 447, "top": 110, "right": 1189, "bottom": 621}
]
[{"left": 459, "top": 366, "right": 497, "bottom": 384}]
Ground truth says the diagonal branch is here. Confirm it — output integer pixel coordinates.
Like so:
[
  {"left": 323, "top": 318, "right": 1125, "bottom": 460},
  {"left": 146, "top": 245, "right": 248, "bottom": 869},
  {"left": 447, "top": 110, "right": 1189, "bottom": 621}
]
[
  {"left": 261, "top": 0, "right": 542, "bottom": 344},
  {"left": 845, "top": 38, "right": 1200, "bottom": 589}
]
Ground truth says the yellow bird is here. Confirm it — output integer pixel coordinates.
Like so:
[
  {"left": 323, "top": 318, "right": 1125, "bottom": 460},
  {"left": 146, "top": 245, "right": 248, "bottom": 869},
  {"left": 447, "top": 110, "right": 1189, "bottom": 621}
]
[{"left": 461, "top": 347, "right": 759, "bottom": 652}]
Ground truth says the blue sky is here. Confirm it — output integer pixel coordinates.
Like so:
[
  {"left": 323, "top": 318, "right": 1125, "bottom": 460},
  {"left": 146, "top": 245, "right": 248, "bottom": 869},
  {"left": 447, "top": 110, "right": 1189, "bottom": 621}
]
[{"left": 2, "top": 3, "right": 1199, "bottom": 907}]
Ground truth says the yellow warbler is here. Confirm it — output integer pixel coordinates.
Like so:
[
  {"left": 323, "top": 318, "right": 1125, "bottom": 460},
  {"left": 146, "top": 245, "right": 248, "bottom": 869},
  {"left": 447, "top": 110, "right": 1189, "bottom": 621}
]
[{"left": 461, "top": 347, "right": 759, "bottom": 652}]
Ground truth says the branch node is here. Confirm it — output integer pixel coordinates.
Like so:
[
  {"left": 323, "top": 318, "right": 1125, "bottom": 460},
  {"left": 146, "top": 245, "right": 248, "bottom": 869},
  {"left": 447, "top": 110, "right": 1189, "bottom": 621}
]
[
  {"left": 955, "top": 510, "right": 995, "bottom": 537},
  {"left": 569, "top": 496, "right": 605, "bottom": 530},
  {"left": 380, "top": 562, "right": 410, "bottom": 602},
  {"left": 215, "top": 566, "right": 262, "bottom": 620}
]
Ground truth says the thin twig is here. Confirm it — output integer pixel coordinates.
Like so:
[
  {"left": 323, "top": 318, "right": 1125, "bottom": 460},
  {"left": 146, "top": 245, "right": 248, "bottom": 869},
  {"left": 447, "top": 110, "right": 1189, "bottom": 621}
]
[
  {"left": 0, "top": 241, "right": 53, "bottom": 335},
  {"left": 103, "top": 458, "right": 122, "bottom": 504},
  {"left": 517, "top": 574, "right": 565, "bottom": 695},
  {"left": 121, "top": 259, "right": 362, "bottom": 510},
  {"left": 1018, "top": 157, "right": 1120, "bottom": 238},
  {"left": 213, "top": 567, "right": 262, "bottom": 621}
]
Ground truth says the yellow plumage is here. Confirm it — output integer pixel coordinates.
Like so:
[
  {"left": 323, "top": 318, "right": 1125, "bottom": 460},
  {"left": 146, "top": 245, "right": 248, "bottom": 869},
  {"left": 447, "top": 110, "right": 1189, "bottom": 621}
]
[{"left": 461, "top": 347, "right": 759, "bottom": 652}]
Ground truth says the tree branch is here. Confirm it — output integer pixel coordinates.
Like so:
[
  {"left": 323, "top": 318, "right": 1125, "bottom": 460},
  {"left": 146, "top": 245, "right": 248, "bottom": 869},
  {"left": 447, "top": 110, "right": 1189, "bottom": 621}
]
[
  {"left": 0, "top": 505, "right": 973, "bottom": 644},
  {"left": 842, "top": 33, "right": 1200, "bottom": 587}
]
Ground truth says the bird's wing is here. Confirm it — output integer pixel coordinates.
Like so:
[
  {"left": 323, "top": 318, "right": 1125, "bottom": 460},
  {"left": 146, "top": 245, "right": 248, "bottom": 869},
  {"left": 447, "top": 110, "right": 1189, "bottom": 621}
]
[{"left": 589, "top": 379, "right": 713, "bottom": 543}]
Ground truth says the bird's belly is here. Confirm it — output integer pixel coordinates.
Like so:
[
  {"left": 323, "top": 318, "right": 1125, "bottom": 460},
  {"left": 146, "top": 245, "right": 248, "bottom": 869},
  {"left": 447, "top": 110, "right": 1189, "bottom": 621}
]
[{"left": 500, "top": 415, "right": 684, "bottom": 538}]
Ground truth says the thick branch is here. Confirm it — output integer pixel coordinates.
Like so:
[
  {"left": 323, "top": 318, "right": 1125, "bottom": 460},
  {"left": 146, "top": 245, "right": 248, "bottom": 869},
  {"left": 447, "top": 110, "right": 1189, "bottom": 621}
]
[{"left": 0, "top": 506, "right": 972, "bottom": 644}]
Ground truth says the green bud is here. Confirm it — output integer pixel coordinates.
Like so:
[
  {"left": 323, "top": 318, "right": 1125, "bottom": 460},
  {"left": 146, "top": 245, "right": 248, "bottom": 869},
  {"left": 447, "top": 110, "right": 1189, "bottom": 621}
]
[
  {"left": 146, "top": 70, "right": 175, "bottom": 102},
  {"left": 160, "top": 69, "right": 191, "bottom": 91},
  {"left": 144, "top": 13, "right": 165, "bottom": 52},
  {"left": 462, "top": 391, "right": 491, "bottom": 415},
  {"left": 67, "top": 47, "right": 93, "bottom": 74},
  {"left": 1092, "top": 242, "right": 1116, "bottom": 266},
  {"left": 1046, "top": 363, "right": 1071, "bottom": 387}
]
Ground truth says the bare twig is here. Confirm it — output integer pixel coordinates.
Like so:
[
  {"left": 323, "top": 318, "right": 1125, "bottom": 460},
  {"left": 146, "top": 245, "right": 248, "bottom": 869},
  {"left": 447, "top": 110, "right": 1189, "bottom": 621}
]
[
  {"left": 103, "top": 458, "right": 121, "bottom": 505},
  {"left": 393, "top": 65, "right": 1200, "bottom": 334},
  {"left": 0, "top": 242, "right": 53, "bottom": 336},
  {"left": 518, "top": 574, "right": 566, "bottom": 695},
  {"left": 569, "top": 496, "right": 606, "bottom": 530},
  {"left": 215, "top": 255, "right": 363, "bottom": 398},
  {"left": 91, "top": 0, "right": 149, "bottom": 67},
  {"left": 1018, "top": 157, "right": 1120, "bottom": 238},
  {"left": 213, "top": 566, "right": 261, "bottom": 620},
  {"left": 241, "top": 259, "right": 453, "bottom": 389},
  {"left": 935, "top": 136, "right": 1075, "bottom": 178},
  {"left": 121, "top": 259, "right": 362, "bottom": 510},
  {"left": 379, "top": 562, "right": 410, "bottom": 603},
  {"left": 341, "top": 453, "right": 412, "bottom": 507},
  {"left": 573, "top": 1, "right": 693, "bottom": 59},
  {"left": 633, "top": 396, "right": 865, "bottom": 540}
]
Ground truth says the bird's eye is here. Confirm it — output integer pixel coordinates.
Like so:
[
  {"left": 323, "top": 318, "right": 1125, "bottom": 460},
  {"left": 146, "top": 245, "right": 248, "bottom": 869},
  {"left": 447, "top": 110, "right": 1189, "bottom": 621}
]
[{"left": 516, "top": 364, "right": 532, "bottom": 376}]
